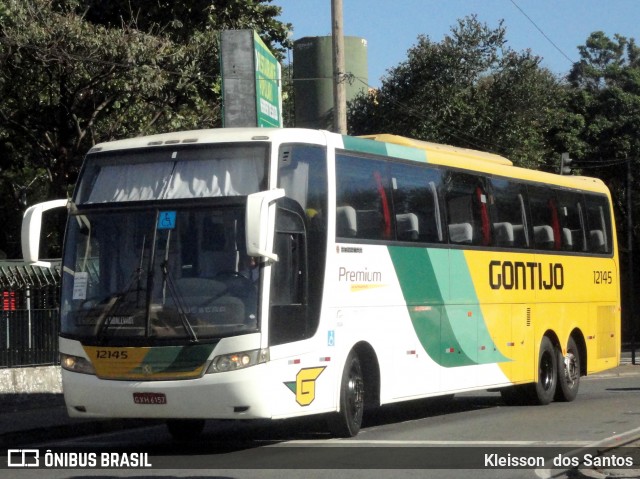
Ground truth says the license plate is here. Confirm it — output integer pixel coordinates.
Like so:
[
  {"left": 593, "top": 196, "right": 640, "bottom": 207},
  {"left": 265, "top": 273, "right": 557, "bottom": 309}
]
[{"left": 133, "top": 392, "right": 167, "bottom": 405}]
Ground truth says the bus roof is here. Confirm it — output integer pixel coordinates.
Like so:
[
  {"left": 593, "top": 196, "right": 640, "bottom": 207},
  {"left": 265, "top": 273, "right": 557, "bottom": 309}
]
[
  {"left": 360, "top": 134, "right": 513, "bottom": 166},
  {"left": 359, "top": 133, "right": 609, "bottom": 195},
  {"left": 86, "top": 128, "right": 609, "bottom": 195},
  {"left": 86, "top": 128, "right": 327, "bottom": 154}
]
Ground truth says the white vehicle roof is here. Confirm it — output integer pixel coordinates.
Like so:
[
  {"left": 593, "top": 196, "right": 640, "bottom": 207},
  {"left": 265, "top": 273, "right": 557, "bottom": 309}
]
[{"left": 88, "top": 128, "right": 330, "bottom": 153}]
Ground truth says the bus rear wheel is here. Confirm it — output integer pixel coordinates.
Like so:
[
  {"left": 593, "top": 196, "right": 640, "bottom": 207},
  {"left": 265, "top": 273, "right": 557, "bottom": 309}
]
[
  {"left": 166, "top": 419, "right": 205, "bottom": 441},
  {"left": 527, "top": 336, "right": 557, "bottom": 405},
  {"left": 555, "top": 336, "right": 580, "bottom": 402},
  {"left": 328, "top": 350, "right": 364, "bottom": 437}
]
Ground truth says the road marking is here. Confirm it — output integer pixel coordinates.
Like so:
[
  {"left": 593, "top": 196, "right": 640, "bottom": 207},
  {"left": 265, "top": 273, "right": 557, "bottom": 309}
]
[{"left": 271, "top": 439, "right": 589, "bottom": 447}]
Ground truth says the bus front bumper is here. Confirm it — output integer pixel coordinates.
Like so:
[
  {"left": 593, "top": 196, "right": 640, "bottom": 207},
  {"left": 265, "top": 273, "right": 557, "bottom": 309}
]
[{"left": 61, "top": 365, "right": 272, "bottom": 420}]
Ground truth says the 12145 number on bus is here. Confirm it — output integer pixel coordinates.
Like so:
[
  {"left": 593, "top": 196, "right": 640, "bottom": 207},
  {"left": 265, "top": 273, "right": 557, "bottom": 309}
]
[{"left": 593, "top": 270, "right": 613, "bottom": 285}]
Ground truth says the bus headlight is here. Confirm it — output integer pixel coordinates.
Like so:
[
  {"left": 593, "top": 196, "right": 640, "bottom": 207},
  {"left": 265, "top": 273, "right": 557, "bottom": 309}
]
[
  {"left": 206, "top": 348, "right": 269, "bottom": 374},
  {"left": 60, "top": 353, "right": 96, "bottom": 375}
]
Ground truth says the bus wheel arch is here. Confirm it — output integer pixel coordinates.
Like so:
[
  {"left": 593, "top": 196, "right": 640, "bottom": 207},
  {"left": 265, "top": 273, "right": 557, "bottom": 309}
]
[
  {"left": 353, "top": 341, "right": 380, "bottom": 411},
  {"left": 328, "top": 342, "right": 379, "bottom": 437},
  {"left": 572, "top": 329, "right": 588, "bottom": 377}
]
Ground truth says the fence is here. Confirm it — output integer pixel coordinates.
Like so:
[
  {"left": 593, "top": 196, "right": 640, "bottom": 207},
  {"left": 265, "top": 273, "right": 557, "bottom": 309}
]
[{"left": 0, "top": 260, "right": 61, "bottom": 368}]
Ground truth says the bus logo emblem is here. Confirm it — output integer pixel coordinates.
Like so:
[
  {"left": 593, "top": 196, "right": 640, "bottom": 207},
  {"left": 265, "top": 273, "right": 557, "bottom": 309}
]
[{"left": 284, "top": 367, "right": 326, "bottom": 406}]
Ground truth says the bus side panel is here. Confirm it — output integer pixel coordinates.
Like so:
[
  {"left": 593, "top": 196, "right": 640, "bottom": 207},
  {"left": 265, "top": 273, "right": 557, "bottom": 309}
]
[
  {"left": 588, "top": 302, "right": 620, "bottom": 373},
  {"left": 444, "top": 249, "right": 533, "bottom": 388},
  {"left": 331, "top": 244, "right": 421, "bottom": 403},
  {"left": 532, "top": 253, "right": 620, "bottom": 374},
  {"left": 267, "top": 338, "right": 338, "bottom": 419},
  {"left": 389, "top": 246, "right": 511, "bottom": 395}
]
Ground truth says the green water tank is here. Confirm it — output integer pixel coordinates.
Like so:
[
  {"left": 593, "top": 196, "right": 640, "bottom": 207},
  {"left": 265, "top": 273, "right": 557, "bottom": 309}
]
[{"left": 293, "top": 36, "right": 368, "bottom": 129}]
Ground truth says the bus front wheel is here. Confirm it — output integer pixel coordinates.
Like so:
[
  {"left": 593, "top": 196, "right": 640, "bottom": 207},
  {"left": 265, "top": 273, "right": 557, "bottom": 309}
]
[
  {"left": 328, "top": 350, "right": 364, "bottom": 437},
  {"left": 555, "top": 336, "right": 580, "bottom": 402},
  {"left": 528, "top": 336, "right": 558, "bottom": 405}
]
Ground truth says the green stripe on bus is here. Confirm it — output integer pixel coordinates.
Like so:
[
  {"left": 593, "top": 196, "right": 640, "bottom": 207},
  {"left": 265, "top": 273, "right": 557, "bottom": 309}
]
[
  {"left": 388, "top": 247, "right": 474, "bottom": 367},
  {"left": 342, "top": 136, "right": 389, "bottom": 156},
  {"left": 388, "top": 247, "right": 507, "bottom": 367},
  {"left": 134, "top": 344, "right": 214, "bottom": 374},
  {"left": 386, "top": 143, "right": 428, "bottom": 163},
  {"left": 447, "top": 250, "right": 508, "bottom": 364},
  {"left": 342, "top": 136, "right": 428, "bottom": 162}
]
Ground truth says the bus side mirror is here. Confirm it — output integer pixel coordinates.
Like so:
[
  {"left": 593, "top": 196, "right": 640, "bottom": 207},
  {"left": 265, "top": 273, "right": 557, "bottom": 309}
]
[
  {"left": 21, "top": 199, "right": 68, "bottom": 266},
  {"left": 246, "top": 189, "right": 285, "bottom": 262}
]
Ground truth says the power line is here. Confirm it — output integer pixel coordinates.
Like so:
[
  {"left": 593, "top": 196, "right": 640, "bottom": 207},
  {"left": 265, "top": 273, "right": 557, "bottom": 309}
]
[
  {"left": 574, "top": 158, "right": 631, "bottom": 168},
  {"left": 508, "top": 0, "right": 576, "bottom": 66}
]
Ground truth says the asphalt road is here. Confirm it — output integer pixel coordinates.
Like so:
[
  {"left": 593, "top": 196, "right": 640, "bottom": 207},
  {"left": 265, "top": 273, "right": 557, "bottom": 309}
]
[{"left": 4, "top": 367, "right": 640, "bottom": 479}]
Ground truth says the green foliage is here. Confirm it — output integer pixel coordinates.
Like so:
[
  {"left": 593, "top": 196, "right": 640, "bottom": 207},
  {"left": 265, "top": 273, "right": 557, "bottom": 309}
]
[
  {"left": 347, "top": 16, "right": 564, "bottom": 171},
  {"left": 564, "top": 32, "right": 640, "bottom": 240},
  {"left": 75, "top": 0, "right": 291, "bottom": 56}
]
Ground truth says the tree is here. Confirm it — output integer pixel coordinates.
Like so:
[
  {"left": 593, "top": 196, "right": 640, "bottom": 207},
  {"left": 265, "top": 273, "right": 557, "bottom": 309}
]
[
  {"left": 564, "top": 31, "right": 640, "bottom": 232},
  {"left": 566, "top": 32, "right": 640, "bottom": 178},
  {"left": 564, "top": 33, "right": 640, "bottom": 342},
  {"left": 0, "top": 0, "right": 290, "bottom": 257},
  {"left": 348, "top": 16, "right": 564, "bottom": 170},
  {"left": 77, "top": 0, "right": 290, "bottom": 55}
]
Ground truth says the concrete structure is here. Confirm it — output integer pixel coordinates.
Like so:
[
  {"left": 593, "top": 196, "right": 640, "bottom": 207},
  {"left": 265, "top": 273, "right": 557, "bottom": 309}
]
[
  {"left": 293, "top": 36, "right": 368, "bottom": 129},
  {"left": 0, "top": 365, "right": 61, "bottom": 394}
]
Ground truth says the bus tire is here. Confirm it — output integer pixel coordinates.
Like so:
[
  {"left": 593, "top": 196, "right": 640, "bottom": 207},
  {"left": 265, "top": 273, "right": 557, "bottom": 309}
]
[
  {"left": 555, "top": 336, "right": 580, "bottom": 402},
  {"left": 528, "top": 336, "right": 558, "bottom": 405},
  {"left": 328, "top": 350, "right": 364, "bottom": 438},
  {"left": 166, "top": 419, "right": 205, "bottom": 441}
]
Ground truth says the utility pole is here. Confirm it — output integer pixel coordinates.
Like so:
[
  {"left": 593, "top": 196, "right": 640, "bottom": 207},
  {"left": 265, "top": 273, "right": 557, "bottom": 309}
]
[{"left": 331, "top": 0, "right": 347, "bottom": 134}]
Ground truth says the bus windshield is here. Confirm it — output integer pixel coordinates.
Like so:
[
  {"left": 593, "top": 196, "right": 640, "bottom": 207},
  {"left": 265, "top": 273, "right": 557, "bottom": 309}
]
[
  {"left": 59, "top": 143, "right": 268, "bottom": 344},
  {"left": 61, "top": 203, "right": 260, "bottom": 344},
  {"left": 75, "top": 144, "right": 267, "bottom": 204}
]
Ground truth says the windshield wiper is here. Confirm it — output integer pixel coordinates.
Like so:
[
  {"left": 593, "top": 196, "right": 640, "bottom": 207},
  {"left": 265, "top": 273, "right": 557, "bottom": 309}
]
[
  {"left": 160, "top": 259, "right": 199, "bottom": 343},
  {"left": 158, "top": 228, "right": 198, "bottom": 342}
]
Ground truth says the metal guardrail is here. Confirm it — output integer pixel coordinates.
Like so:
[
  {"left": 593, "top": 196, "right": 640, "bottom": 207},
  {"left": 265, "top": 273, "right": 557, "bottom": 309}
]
[{"left": 0, "top": 260, "right": 61, "bottom": 368}]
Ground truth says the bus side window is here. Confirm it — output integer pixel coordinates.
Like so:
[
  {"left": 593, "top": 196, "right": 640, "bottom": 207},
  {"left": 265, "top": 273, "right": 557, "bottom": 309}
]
[
  {"left": 488, "top": 178, "right": 530, "bottom": 249},
  {"left": 270, "top": 201, "right": 309, "bottom": 346},
  {"left": 585, "top": 194, "right": 612, "bottom": 254},
  {"left": 335, "top": 154, "right": 392, "bottom": 241},
  {"left": 277, "top": 144, "right": 328, "bottom": 344},
  {"left": 556, "top": 190, "right": 587, "bottom": 252},
  {"left": 444, "top": 172, "right": 490, "bottom": 246},
  {"left": 528, "top": 185, "right": 559, "bottom": 250},
  {"left": 389, "top": 163, "right": 445, "bottom": 244}
]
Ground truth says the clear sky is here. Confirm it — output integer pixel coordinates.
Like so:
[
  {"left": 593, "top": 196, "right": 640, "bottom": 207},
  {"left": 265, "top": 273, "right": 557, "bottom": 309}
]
[{"left": 272, "top": 0, "right": 640, "bottom": 87}]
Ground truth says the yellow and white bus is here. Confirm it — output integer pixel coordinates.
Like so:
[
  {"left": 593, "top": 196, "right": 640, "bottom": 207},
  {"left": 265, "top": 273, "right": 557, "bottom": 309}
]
[{"left": 23, "top": 128, "right": 620, "bottom": 439}]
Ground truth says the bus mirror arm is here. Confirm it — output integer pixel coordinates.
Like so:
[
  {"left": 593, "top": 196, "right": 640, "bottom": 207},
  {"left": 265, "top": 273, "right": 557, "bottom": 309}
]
[
  {"left": 246, "top": 189, "right": 285, "bottom": 262},
  {"left": 21, "top": 199, "right": 68, "bottom": 267}
]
